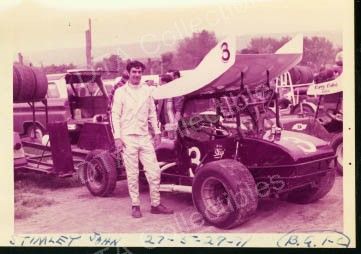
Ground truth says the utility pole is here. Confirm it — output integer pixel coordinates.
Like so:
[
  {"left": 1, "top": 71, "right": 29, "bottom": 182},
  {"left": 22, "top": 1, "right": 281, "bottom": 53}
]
[
  {"left": 18, "top": 53, "right": 23, "bottom": 65},
  {"left": 85, "top": 18, "right": 92, "bottom": 69}
]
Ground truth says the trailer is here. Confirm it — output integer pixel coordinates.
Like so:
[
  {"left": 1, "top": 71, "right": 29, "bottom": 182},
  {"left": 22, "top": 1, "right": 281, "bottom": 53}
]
[{"left": 14, "top": 68, "right": 123, "bottom": 179}]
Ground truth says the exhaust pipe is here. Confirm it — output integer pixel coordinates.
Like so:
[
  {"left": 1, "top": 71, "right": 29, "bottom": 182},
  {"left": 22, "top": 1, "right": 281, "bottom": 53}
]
[
  {"left": 159, "top": 162, "right": 177, "bottom": 171},
  {"left": 159, "top": 184, "right": 192, "bottom": 193},
  {"left": 158, "top": 162, "right": 192, "bottom": 193}
]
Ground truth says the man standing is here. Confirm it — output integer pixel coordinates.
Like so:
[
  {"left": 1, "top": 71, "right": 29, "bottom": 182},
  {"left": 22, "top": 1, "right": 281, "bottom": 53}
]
[
  {"left": 107, "top": 70, "right": 129, "bottom": 129},
  {"left": 111, "top": 60, "right": 173, "bottom": 218}
]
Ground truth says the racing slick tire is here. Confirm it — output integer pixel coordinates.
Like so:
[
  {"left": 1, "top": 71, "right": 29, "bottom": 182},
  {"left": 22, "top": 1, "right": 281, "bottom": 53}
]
[
  {"left": 192, "top": 159, "right": 258, "bottom": 229},
  {"left": 330, "top": 133, "right": 343, "bottom": 175},
  {"left": 284, "top": 168, "right": 336, "bottom": 204},
  {"left": 83, "top": 149, "right": 117, "bottom": 197},
  {"left": 292, "top": 103, "right": 315, "bottom": 116}
]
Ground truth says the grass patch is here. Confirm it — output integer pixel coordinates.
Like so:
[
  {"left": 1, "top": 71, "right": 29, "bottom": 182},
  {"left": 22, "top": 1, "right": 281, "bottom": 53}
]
[
  {"left": 15, "top": 208, "right": 32, "bottom": 220},
  {"left": 14, "top": 192, "right": 56, "bottom": 220},
  {"left": 15, "top": 171, "right": 82, "bottom": 190},
  {"left": 20, "top": 196, "right": 55, "bottom": 208},
  {"left": 14, "top": 170, "right": 81, "bottom": 220}
]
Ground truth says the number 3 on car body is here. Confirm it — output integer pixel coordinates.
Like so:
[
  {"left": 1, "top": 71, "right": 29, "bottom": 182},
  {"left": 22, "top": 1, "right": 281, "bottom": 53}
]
[
  {"left": 221, "top": 42, "right": 230, "bottom": 62},
  {"left": 188, "top": 146, "right": 201, "bottom": 177}
]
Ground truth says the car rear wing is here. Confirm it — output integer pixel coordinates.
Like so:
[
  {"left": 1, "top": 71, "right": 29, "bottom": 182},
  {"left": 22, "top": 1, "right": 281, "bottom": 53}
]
[{"left": 151, "top": 34, "right": 303, "bottom": 100}]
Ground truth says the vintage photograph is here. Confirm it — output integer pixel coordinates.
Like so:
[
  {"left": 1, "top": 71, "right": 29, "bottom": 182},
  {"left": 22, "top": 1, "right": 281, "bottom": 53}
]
[{"left": 1, "top": 0, "right": 355, "bottom": 248}]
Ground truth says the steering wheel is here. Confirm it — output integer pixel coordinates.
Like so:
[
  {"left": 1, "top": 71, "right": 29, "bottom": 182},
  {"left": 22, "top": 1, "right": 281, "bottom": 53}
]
[
  {"left": 326, "top": 109, "right": 343, "bottom": 122},
  {"left": 196, "top": 121, "right": 231, "bottom": 138}
]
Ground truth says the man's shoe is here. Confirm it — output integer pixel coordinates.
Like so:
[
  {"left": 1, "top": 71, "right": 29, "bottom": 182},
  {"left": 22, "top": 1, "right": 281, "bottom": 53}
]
[
  {"left": 150, "top": 204, "right": 174, "bottom": 214},
  {"left": 131, "top": 206, "right": 142, "bottom": 218}
]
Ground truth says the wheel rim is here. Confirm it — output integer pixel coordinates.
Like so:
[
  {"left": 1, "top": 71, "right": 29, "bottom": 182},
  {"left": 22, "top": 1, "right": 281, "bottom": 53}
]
[
  {"left": 28, "top": 127, "right": 43, "bottom": 143},
  {"left": 336, "top": 142, "right": 343, "bottom": 167},
  {"left": 86, "top": 158, "right": 104, "bottom": 189},
  {"left": 201, "top": 177, "right": 232, "bottom": 219}
]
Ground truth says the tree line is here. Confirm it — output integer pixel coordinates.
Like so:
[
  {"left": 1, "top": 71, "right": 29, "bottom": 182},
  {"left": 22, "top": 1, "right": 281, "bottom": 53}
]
[{"left": 37, "top": 30, "right": 341, "bottom": 77}]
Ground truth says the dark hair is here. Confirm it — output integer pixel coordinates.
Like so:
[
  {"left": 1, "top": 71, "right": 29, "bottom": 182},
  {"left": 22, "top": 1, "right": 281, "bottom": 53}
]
[
  {"left": 126, "top": 60, "right": 145, "bottom": 72},
  {"left": 168, "top": 69, "right": 180, "bottom": 79},
  {"left": 160, "top": 74, "right": 173, "bottom": 83}
]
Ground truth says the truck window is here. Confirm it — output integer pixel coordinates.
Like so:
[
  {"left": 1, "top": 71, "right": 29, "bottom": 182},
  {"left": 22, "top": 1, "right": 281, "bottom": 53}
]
[{"left": 47, "top": 82, "right": 60, "bottom": 98}]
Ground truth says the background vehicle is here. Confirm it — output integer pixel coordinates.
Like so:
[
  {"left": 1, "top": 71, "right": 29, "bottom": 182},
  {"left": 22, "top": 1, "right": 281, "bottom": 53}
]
[
  {"left": 14, "top": 69, "right": 116, "bottom": 177},
  {"left": 14, "top": 72, "right": 69, "bottom": 143},
  {"left": 281, "top": 73, "right": 343, "bottom": 174},
  {"left": 13, "top": 69, "right": 112, "bottom": 143},
  {"left": 268, "top": 66, "right": 317, "bottom": 117}
]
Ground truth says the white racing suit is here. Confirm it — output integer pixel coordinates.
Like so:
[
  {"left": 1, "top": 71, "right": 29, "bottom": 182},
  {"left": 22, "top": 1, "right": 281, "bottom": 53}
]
[{"left": 111, "top": 82, "right": 161, "bottom": 206}]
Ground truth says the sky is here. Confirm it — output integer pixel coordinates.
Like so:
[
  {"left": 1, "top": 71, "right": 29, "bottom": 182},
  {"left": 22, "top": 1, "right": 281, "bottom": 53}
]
[{"left": 0, "top": 0, "right": 346, "bottom": 54}]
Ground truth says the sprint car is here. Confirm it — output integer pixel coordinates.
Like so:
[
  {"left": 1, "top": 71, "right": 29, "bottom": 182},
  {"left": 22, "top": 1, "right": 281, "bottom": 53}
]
[{"left": 81, "top": 35, "right": 336, "bottom": 229}]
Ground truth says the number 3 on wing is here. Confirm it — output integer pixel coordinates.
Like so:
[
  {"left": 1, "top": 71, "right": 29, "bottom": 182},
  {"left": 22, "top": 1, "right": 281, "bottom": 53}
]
[
  {"left": 188, "top": 146, "right": 201, "bottom": 177},
  {"left": 283, "top": 136, "right": 317, "bottom": 153},
  {"left": 221, "top": 42, "right": 230, "bottom": 62}
]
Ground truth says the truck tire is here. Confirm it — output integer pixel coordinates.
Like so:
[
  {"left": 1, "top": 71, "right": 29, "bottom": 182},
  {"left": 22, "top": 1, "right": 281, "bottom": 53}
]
[
  {"left": 285, "top": 169, "right": 336, "bottom": 204},
  {"left": 330, "top": 133, "right": 343, "bottom": 175},
  {"left": 192, "top": 159, "right": 258, "bottom": 229},
  {"left": 13, "top": 64, "right": 48, "bottom": 102},
  {"left": 83, "top": 149, "right": 117, "bottom": 197},
  {"left": 15, "top": 64, "right": 37, "bottom": 102},
  {"left": 13, "top": 65, "right": 20, "bottom": 101},
  {"left": 32, "top": 67, "right": 49, "bottom": 100}
]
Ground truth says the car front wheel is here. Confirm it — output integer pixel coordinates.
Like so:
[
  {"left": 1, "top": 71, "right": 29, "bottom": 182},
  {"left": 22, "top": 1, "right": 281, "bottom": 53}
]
[
  {"left": 192, "top": 159, "right": 258, "bottom": 229},
  {"left": 82, "top": 149, "right": 117, "bottom": 197},
  {"left": 330, "top": 133, "right": 343, "bottom": 175}
]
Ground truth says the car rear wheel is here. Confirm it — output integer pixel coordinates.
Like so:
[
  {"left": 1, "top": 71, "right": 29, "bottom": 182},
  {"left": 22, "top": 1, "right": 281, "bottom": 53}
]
[
  {"left": 292, "top": 103, "right": 315, "bottom": 116},
  {"left": 284, "top": 169, "right": 336, "bottom": 204},
  {"left": 330, "top": 133, "right": 343, "bottom": 175},
  {"left": 26, "top": 124, "right": 44, "bottom": 143},
  {"left": 192, "top": 159, "right": 258, "bottom": 229},
  {"left": 83, "top": 149, "right": 117, "bottom": 197}
]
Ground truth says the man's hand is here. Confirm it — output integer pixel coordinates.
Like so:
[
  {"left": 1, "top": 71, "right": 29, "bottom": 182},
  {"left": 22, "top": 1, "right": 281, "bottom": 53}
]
[
  {"left": 114, "top": 138, "right": 125, "bottom": 151},
  {"left": 154, "top": 134, "right": 161, "bottom": 148}
]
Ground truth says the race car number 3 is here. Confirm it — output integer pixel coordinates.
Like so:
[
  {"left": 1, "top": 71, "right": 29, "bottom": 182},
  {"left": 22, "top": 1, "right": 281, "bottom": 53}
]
[
  {"left": 188, "top": 146, "right": 201, "bottom": 177},
  {"left": 221, "top": 42, "right": 230, "bottom": 62}
]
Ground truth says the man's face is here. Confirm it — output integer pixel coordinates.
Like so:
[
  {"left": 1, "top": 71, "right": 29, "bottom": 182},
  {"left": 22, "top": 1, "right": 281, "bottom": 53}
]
[{"left": 129, "top": 67, "right": 143, "bottom": 85}]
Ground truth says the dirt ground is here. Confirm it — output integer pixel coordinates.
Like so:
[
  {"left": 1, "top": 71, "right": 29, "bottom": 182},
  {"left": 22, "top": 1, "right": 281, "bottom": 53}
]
[{"left": 14, "top": 173, "right": 343, "bottom": 234}]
